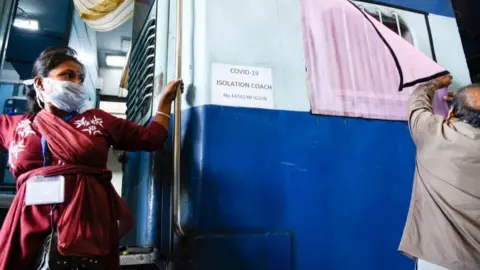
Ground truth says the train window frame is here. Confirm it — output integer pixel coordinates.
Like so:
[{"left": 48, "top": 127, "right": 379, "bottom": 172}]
[{"left": 357, "top": 5, "right": 414, "bottom": 45}]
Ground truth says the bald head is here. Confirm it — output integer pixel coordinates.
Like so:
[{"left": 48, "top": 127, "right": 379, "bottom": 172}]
[{"left": 451, "top": 84, "right": 480, "bottom": 128}]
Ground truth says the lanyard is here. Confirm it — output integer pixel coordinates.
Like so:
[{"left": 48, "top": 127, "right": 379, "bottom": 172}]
[{"left": 41, "top": 112, "right": 77, "bottom": 167}]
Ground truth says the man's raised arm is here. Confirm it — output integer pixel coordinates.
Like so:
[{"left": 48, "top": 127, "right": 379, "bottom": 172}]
[{"left": 407, "top": 75, "right": 452, "bottom": 143}]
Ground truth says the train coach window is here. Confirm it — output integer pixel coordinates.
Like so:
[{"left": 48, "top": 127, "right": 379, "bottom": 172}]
[{"left": 358, "top": 5, "right": 414, "bottom": 45}]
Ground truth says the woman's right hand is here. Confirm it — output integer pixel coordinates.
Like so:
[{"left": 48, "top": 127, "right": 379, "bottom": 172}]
[
  {"left": 160, "top": 79, "right": 184, "bottom": 105},
  {"left": 155, "top": 79, "right": 184, "bottom": 129}
]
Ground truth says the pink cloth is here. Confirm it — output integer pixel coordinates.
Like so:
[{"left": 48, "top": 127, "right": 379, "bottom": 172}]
[{"left": 300, "top": 0, "right": 450, "bottom": 120}]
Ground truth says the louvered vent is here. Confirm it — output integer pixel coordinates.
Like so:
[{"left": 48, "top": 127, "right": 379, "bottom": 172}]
[{"left": 126, "top": 18, "right": 156, "bottom": 124}]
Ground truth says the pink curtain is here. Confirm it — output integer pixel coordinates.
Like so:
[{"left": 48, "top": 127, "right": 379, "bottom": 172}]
[{"left": 300, "top": 0, "right": 450, "bottom": 120}]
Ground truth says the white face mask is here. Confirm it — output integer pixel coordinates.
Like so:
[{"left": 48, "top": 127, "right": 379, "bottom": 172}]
[
  {"left": 78, "top": 99, "right": 95, "bottom": 114},
  {"left": 33, "top": 78, "right": 88, "bottom": 112}
]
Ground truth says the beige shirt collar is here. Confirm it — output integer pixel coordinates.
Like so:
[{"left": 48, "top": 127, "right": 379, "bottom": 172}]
[{"left": 449, "top": 120, "right": 480, "bottom": 140}]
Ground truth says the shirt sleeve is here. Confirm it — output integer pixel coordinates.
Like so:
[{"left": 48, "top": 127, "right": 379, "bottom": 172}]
[
  {"left": 96, "top": 110, "right": 168, "bottom": 152},
  {"left": 407, "top": 83, "right": 444, "bottom": 147}
]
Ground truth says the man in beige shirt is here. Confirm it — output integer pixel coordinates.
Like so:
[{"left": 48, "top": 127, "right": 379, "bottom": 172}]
[{"left": 400, "top": 74, "right": 480, "bottom": 270}]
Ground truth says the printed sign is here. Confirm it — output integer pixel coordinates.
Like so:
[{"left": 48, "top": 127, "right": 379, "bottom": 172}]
[{"left": 211, "top": 63, "right": 274, "bottom": 109}]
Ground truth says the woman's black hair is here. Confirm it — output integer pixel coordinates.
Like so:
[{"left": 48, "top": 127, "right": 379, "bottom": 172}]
[{"left": 26, "top": 47, "right": 86, "bottom": 114}]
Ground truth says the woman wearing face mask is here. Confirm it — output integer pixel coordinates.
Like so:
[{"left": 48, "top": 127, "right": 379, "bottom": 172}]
[{"left": 0, "top": 47, "right": 182, "bottom": 269}]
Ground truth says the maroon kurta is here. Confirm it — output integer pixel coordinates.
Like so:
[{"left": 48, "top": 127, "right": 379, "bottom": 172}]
[{"left": 0, "top": 109, "right": 167, "bottom": 270}]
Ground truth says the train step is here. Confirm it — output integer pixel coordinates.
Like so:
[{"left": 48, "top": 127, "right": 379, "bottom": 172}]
[{"left": 120, "top": 246, "right": 165, "bottom": 269}]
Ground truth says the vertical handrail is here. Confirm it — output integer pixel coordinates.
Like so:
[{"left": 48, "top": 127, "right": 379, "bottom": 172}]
[
  {"left": 376, "top": 9, "right": 383, "bottom": 24},
  {"left": 173, "top": 0, "right": 185, "bottom": 237},
  {"left": 392, "top": 12, "right": 402, "bottom": 36}
]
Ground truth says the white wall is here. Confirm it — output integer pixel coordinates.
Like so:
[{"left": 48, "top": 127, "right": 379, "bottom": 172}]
[
  {"left": 99, "top": 101, "right": 126, "bottom": 118},
  {"left": 429, "top": 14, "right": 471, "bottom": 90},
  {"left": 0, "top": 62, "right": 19, "bottom": 81},
  {"left": 99, "top": 68, "right": 124, "bottom": 96},
  {"left": 68, "top": 12, "right": 99, "bottom": 104},
  {"left": 153, "top": 0, "right": 170, "bottom": 109},
  {"left": 161, "top": 0, "right": 470, "bottom": 113},
  {"left": 97, "top": 19, "right": 133, "bottom": 53},
  {"left": 96, "top": 19, "right": 132, "bottom": 99}
]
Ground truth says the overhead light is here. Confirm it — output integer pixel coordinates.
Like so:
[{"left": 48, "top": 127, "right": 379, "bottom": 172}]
[
  {"left": 13, "top": 18, "right": 39, "bottom": 31},
  {"left": 106, "top": 55, "right": 126, "bottom": 68}
]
